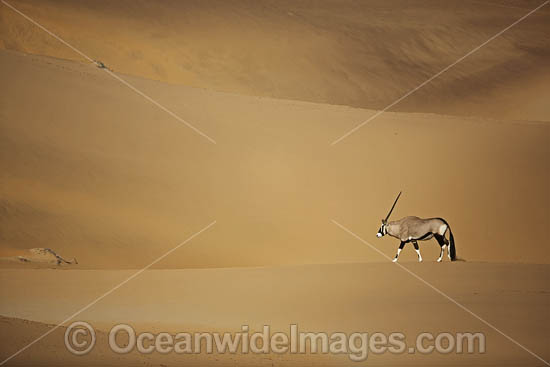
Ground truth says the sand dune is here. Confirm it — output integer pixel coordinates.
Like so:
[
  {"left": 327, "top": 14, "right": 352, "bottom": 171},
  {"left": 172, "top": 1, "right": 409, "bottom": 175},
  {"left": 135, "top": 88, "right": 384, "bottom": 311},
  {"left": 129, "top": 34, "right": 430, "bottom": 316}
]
[
  {"left": 1, "top": 262, "right": 549, "bottom": 365},
  {"left": 1, "top": 49, "right": 549, "bottom": 268},
  {"left": 1, "top": 2, "right": 549, "bottom": 365},
  {"left": 1, "top": 0, "right": 549, "bottom": 121}
]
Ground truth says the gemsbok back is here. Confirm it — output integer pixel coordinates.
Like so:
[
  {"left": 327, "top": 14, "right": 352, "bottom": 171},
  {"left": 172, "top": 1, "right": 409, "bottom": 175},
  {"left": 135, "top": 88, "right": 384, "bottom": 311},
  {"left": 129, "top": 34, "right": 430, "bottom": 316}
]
[{"left": 376, "top": 192, "right": 456, "bottom": 263}]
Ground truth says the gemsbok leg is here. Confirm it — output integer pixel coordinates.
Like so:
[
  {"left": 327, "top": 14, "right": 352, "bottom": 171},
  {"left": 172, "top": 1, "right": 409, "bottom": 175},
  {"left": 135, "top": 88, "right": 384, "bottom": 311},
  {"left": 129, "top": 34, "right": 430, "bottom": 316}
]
[
  {"left": 443, "top": 235, "right": 451, "bottom": 260},
  {"left": 412, "top": 240, "right": 423, "bottom": 262},
  {"left": 434, "top": 234, "right": 446, "bottom": 262},
  {"left": 392, "top": 241, "right": 406, "bottom": 263}
]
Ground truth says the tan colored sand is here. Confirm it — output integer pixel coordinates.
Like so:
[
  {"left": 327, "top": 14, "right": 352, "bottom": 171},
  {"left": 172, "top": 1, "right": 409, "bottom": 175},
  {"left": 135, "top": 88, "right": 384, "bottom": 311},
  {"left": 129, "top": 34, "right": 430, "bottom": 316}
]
[
  {"left": 1, "top": 50, "right": 549, "bottom": 268},
  {"left": 0, "top": 263, "right": 549, "bottom": 365},
  {"left": 1, "top": 0, "right": 549, "bottom": 121},
  {"left": 1, "top": 2, "right": 549, "bottom": 366}
]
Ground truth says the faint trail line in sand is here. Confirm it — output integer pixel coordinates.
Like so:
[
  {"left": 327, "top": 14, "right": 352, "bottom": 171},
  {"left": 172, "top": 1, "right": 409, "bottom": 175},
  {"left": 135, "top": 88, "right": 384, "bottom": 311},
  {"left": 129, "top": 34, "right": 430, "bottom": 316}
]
[
  {"left": 330, "top": 0, "right": 549, "bottom": 146},
  {"left": 1, "top": 0, "right": 216, "bottom": 144},
  {"left": 0, "top": 221, "right": 217, "bottom": 366},
  {"left": 331, "top": 220, "right": 550, "bottom": 366}
]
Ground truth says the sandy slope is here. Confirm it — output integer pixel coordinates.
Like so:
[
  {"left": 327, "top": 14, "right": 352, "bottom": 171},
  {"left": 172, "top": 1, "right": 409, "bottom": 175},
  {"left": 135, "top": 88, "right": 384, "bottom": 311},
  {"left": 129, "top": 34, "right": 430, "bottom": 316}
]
[
  {"left": 1, "top": 263, "right": 549, "bottom": 365},
  {"left": 1, "top": 2, "right": 549, "bottom": 366},
  {"left": 1, "top": 0, "right": 549, "bottom": 121},
  {"left": 1, "top": 49, "right": 549, "bottom": 268}
]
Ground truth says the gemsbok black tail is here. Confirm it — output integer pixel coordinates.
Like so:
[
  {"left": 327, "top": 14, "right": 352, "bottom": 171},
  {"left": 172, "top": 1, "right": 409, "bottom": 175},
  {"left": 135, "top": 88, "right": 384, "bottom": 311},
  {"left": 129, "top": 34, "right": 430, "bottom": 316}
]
[
  {"left": 448, "top": 225, "right": 456, "bottom": 261},
  {"left": 436, "top": 217, "right": 456, "bottom": 261}
]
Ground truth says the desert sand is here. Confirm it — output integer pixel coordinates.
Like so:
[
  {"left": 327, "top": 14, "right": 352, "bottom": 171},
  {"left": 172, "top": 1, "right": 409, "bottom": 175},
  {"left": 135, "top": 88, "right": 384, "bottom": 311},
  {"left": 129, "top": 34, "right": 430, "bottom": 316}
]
[
  {"left": 1, "top": 49, "right": 549, "bottom": 268},
  {"left": 1, "top": 263, "right": 549, "bottom": 366},
  {"left": 0, "top": 0, "right": 549, "bottom": 366},
  {"left": 2, "top": 0, "right": 550, "bottom": 121}
]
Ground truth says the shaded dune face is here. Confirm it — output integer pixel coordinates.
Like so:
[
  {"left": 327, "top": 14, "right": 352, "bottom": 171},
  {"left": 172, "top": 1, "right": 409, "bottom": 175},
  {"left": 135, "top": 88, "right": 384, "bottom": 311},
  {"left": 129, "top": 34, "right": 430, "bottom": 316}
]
[
  {"left": 1, "top": 50, "right": 548, "bottom": 268},
  {"left": 0, "top": 3, "right": 549, "bottom": 366},
  {"left": 1, "top": 0, "right": 549, "bottom": 121},
  {"left": 1, "top": 1, "right": 549, "bottom": 269}
]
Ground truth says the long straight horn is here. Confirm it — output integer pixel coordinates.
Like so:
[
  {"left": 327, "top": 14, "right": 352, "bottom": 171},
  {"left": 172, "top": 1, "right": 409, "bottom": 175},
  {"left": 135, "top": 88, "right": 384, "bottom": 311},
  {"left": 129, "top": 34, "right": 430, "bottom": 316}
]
[{"left": 384, "top": 191, "right": 402, "bottom": 222}]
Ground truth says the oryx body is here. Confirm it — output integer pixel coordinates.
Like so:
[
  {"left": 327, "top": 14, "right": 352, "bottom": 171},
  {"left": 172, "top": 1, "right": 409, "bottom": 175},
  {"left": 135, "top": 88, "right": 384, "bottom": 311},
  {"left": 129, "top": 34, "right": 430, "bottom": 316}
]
[
  {"left": 379, "top": 216, "right": 455, "bottom": 262},
  {"left": 375, "top": 193, "right": 456, "bottom": 262}
]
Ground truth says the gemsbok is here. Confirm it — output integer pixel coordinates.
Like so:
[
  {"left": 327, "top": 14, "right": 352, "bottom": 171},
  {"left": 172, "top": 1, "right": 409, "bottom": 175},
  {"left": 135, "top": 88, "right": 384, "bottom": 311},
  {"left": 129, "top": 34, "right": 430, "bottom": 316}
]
[{"left": 376, "top": 192, "right": 456, "bottom": 263}]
